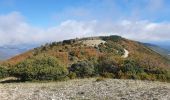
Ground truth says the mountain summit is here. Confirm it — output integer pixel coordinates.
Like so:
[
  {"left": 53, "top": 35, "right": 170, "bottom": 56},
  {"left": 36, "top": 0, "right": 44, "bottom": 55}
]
[
  {"left": 1, "top": 35, "right": 170, "bottom": 82},
  {"left": 4, "top": 35, "right": 170, "bottom": 68}
]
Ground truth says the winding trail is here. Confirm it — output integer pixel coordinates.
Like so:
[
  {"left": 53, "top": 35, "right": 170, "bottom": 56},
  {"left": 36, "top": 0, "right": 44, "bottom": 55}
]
[{"left": 122, "top": 49, "right": 129, "bottom": 58}]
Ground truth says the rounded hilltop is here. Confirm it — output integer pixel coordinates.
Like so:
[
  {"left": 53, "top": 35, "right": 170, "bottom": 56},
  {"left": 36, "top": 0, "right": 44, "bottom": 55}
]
[{"left": 0, "top": 35, "right": 170, "bottom": 82}]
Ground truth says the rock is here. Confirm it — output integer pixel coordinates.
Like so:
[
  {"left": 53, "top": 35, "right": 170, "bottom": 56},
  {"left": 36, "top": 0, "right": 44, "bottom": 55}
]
[{"left": 0, "top": 78, "right": 170, "bottom": 100}]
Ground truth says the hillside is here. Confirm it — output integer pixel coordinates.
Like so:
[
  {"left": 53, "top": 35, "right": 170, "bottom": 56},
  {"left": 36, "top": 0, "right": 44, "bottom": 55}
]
[
  {"left": 144, "top": 43, "right": 170, "bottom": 60},
  {"left": 0, "top": 78, "right": 170, "bottom": 100},
  {"left": 4, "top": 35, "right": 170, "bottom": 67},
  {"left": 0, "top": 35, "right": 170, "bottom": 82},
  {"left": 1, "top": 36, "right": 168, "bottom": 64}
]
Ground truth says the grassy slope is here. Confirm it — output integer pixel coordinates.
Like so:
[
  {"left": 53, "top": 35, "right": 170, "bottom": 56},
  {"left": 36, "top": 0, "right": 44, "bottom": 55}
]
[{"left": 2, "top": 35, "right": 170, "bottom": 68}]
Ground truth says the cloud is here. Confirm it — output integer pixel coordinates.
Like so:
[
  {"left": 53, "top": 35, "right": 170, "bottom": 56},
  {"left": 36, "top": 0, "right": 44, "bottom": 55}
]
[
  {"left": 115, "top": 20, "right": 170, "bottom": 41},
  {"left": 0, "top": 12, "right": 45, "bottom": 45},
  {"left": 0, "top": 12, "right": 170, "bottom": 46}
]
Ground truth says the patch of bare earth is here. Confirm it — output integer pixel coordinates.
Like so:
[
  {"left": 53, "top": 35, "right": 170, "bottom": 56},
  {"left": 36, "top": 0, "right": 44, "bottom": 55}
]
[
  {"left": 82, "top": 39, "right": 106, "bottom": 47},
  {"left": 0, "top": 78, "right": 170, "bottom": 100},
  {"left": 122, "top": 49, "right": 129, "bottom": 58}
]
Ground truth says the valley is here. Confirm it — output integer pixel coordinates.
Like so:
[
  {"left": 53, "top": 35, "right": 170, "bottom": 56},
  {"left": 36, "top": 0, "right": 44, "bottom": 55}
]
[
  {"left": 144, "top": 43, "right": 170, "bottom": 60},
  {"left": 0, "top": 44, "right": 38, "bottom": 61}
]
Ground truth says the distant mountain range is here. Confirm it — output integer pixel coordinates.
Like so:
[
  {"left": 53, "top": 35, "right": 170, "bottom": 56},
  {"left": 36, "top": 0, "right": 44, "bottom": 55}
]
[
  {"left": 0, "top": 44, "right": 38, "bottom": 61},
  {"left": 148, "top": 41, "right": 170, "bottom": 51},
  {"left": 144, "top": 43, "right": 170, "bottom": 60}
]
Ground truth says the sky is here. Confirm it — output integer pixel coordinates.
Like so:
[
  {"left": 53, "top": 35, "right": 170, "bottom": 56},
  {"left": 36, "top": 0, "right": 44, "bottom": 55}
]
[{"left": 0, "top": 0, "right": 170, "bottom": 46}]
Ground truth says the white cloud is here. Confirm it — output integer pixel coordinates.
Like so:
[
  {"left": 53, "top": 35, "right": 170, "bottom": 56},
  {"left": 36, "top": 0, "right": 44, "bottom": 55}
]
[
  {"left": 0, "top": 12, "right": 45, "bottom": 45},
  {"left": 0, "top": 12, "right": 170, "bottom": 46}
]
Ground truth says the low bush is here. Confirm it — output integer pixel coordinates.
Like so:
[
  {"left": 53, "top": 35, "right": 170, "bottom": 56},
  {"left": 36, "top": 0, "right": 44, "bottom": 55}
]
[
  {"left": 101, "top": 72, "right": 115, "bottom": 78},
  {"left": 0, "top": 66, "right": 8, "bottom": 79},
  {"left": 10, "top": 55, "right": 68, "bottom": 81},
  {"left": 98, "top": 56, "right": 119, "bottom": 74},
  {"left": 95, "top": 77, "right": 105, "bottom": 82},
  {"left": 121, "top": 59, "right": 144, "bottom": 74},
  {"left": 69, "top": 60, "right": 95, "bottom": 77},
  {"left": 68, "top": 72, "right": 77, "bottom": 79},
  {"left": 98, "top": 41, "right": 124, "bottom": 55}
]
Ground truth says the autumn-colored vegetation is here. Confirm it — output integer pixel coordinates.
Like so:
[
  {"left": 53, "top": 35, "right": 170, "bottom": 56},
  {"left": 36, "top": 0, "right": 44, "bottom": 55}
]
[{"left": 0, "top": 35, "right": 170, "bottom": 82}]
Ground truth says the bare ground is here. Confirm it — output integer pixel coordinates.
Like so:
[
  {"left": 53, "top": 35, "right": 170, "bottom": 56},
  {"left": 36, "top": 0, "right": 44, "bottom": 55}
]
[
  {"left": 82, "top": 40, "right": 106, "bottom": 47},
  {"left": 0, "top": 78, "right": 170, "bottom": 100}
]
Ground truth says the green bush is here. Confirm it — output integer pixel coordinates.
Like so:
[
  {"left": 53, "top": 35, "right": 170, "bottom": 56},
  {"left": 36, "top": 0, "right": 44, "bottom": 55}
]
[
  {"left": 68, "top": 72, "right": 77, "bottom": 79},
  {"left": 98, "top": 41, "right": 124, "bottom": 55},
  {"left": 155, "top": 69, "right": 170, "bottom": 82},
  {"left": 101, "top": 72, "right": 115, "bottom": 78},
  {"left": 121, "top": 59, "right": 144, "bottom": 74},
  {"left": 70, "top": 60, "right": 95, "bottom": 77},
  {"left": 98, "top": 56, "right": 119, "bottom": 74},
  {"left": 95, "top": 77, "right": 105, "bottom": 82},
  {"left": 0, "top": 66, "right": 8, "bottom": 79},
  {"left": 102, "top": 35, "right": 122, "bottom": 42},
  {"left": 10, "top": 55, "right": 68, "bottom": 81}
]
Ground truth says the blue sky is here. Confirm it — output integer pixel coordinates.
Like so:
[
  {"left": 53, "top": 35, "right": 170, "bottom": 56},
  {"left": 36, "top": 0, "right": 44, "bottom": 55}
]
[
  {"left": 1, "top": 0, "right": 170, "bottom": 26},
  {"left": 0, "top": 0, "right": 170, "bottom": 45}
]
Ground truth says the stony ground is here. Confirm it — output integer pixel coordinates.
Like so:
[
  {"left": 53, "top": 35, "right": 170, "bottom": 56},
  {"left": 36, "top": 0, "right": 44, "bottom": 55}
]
[
  {"left": 82, "top": 39, "right": 106, "bottom": 47},
  {"left": 0, "top": 78, "right": 170, "bottom": 100}
]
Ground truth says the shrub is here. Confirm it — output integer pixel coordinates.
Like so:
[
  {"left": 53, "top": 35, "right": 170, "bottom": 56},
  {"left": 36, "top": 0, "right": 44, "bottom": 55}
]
[
  {"left": 102, "top": 35, "right": 122, "bottom": 42},
  {"left": 96, "top": 77, "right": 105, "bottom": 82},
  {"left": 124, "top": 72, "right": 139, "bottom": 79},
  {"left": 98, "top": 41, "right": 124, "bottom": 55},
  {"left": 121, "top": 59, "right": 144, "bottom": 74},
  {"left": 68, "top": 72, "right": 77, "bottom": 79},
  {"left": 69, "top": 60, "right": 95, "bottom": 77},
  {"left": 156, "top": 74, "right": 167, "bottom": 81},
  {"left": 0, "top": 66, "right": 8, "bottom": 79},
  {"left": 137, "top": 72, "right": 150, "bottom": 80},
  {"left": 10, "top": 55, "right": 68, "bottom": 81},
  {"left": 98, "top": 56, "right": 119, "bottom": 74},
  {"left": 101, "top": 72, "right": 115, "bottom": 78}
]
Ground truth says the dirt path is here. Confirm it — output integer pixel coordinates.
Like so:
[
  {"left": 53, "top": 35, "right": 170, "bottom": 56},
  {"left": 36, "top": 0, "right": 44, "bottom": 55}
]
[{"left": 122, "top": 49, "right": 129, "bottom": 58}]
